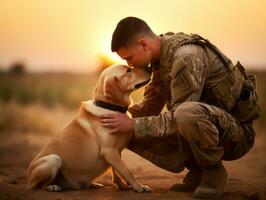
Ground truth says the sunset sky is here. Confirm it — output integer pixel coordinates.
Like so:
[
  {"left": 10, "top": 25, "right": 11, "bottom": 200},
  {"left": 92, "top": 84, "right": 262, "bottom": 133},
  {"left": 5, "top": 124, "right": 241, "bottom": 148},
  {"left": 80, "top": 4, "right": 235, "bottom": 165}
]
[{"left": 0, "top": 0, "right": 265, "bottom": 73}]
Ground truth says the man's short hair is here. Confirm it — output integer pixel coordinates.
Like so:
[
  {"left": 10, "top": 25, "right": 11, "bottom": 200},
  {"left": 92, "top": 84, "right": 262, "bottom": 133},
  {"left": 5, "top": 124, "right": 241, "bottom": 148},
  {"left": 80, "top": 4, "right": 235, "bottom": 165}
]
[{"left": 111, "top": 17, "right": 153, "bottom": 52}]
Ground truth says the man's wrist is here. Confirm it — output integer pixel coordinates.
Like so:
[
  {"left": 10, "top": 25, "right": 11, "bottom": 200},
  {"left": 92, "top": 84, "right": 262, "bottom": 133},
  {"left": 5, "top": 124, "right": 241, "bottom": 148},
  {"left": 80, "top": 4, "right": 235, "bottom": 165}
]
[{"left": 132, "top": 118, "right": 147, "bottom": 138}]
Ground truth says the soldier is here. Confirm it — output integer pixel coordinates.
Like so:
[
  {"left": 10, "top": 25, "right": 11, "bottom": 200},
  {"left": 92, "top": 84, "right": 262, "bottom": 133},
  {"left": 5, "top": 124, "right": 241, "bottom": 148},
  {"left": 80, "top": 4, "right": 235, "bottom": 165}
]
[{"left": 100, "top": 17, "right": 260, "bottom": 198}]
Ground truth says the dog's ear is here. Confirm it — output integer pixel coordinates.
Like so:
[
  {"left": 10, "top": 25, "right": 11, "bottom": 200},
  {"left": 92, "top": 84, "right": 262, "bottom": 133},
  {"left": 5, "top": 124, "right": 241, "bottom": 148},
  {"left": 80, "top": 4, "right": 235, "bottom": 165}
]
[{"left": 103, "top": 76, "right": 123, "bottom": 100}]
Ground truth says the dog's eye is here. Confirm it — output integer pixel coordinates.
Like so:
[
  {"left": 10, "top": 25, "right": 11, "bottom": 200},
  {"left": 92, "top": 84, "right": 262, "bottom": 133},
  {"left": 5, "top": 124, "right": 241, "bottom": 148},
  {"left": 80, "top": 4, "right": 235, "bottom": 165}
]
[{"left": 126, "top": 68, "right": 131, "bottom": 73}]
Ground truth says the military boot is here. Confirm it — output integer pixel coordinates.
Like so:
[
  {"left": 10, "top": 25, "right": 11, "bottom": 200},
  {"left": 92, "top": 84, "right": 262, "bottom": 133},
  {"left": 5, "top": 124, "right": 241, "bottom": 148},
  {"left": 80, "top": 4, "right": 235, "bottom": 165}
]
[
  {"left": 170, "top": 156, "right": 203, "bottom": 193},
  {"left": 170, "top": 167, "right": 203, "bottom": 192},
  {"left": 194, "top": 161, "right": 228, "bottom": 199}
]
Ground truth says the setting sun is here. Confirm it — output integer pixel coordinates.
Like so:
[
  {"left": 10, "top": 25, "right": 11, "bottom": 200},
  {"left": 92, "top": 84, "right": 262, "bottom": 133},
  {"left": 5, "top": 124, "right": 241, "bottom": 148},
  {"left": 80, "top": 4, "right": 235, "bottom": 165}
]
[{"left": 100, "top": 38, "right": 124, "bottom": 64}]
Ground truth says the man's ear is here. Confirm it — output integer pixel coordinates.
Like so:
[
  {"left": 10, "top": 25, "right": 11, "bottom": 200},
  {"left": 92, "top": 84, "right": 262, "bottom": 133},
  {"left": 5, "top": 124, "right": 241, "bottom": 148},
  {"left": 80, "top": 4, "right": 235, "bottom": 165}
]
[
  {"left": 138, "top": 38, "right": 149, "bottom": 50},
  {"left": 103, "top": 76, "right": 123, "bottom": 100}
]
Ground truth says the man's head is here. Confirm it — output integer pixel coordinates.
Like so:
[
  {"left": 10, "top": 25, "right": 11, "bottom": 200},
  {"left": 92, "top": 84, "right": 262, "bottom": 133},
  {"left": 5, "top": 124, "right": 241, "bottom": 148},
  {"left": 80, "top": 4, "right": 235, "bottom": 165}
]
[{"left": 111, "top": 17, "right": 161, "bottom": 68}]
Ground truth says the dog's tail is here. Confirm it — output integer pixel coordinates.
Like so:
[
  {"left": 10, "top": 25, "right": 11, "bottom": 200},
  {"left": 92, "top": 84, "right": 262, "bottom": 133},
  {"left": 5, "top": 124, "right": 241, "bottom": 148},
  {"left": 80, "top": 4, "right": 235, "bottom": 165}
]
[{"left": 27, "top": 154, "right": 62, "bottom": 189}]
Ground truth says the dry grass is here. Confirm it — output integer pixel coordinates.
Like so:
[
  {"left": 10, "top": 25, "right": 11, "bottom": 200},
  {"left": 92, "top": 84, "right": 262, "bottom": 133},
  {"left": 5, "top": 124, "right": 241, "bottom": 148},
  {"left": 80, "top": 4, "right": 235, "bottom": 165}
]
[
  {"left": 0, "top": 102, "right": 75, "bottom": 135},
  {"left": 0, "top": 73, "right": 100, "bottom": 108}
]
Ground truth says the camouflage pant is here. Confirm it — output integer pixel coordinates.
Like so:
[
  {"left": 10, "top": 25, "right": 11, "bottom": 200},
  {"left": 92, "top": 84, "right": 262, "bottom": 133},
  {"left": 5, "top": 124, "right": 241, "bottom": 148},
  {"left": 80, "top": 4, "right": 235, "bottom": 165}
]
[{"left": 127, "top": 102, "right": 255, "bottom": 171}]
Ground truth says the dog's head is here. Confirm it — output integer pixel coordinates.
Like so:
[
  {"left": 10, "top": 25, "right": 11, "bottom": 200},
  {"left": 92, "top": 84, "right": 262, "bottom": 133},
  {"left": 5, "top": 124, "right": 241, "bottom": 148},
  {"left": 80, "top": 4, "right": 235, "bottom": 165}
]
[{"left": 93, "top": 64, "right": 151, "bottom": 106}]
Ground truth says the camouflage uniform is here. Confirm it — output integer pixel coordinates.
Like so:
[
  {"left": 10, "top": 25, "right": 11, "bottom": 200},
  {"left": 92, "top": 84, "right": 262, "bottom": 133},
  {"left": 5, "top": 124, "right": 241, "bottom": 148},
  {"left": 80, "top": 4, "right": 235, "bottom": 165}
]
[{"left": 127, "top": 32, "right": 256, "bottom": 172}]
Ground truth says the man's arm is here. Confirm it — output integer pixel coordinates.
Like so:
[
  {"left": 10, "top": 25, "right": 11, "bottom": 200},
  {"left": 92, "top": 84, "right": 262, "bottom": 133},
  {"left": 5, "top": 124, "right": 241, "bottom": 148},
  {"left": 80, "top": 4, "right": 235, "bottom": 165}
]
[
  {"left": 128, "top": 69, "right": 167, "bottom": 118},
  {"left": 133, "top": 52, "right": 207, "bottom": 138},
  {"left": 100, "top": 69, "right": 167, "bottom": 134}
]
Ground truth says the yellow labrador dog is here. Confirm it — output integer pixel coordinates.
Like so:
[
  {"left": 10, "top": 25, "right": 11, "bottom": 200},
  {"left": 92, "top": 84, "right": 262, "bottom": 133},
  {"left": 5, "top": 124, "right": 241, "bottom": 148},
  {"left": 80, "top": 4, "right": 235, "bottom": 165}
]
[{"left": 27, "top": 64, "right": 151, "bottom": 193}]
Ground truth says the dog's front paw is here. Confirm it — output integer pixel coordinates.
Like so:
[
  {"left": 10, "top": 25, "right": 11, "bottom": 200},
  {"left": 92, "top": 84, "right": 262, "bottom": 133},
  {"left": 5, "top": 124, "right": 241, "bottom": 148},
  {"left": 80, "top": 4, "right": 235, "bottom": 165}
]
[
  {"left": 133, "top": 184, "right": 152, "bottom": 193},
  {"left": 46, "top": 185, "right": 62, "bottom": 192}
]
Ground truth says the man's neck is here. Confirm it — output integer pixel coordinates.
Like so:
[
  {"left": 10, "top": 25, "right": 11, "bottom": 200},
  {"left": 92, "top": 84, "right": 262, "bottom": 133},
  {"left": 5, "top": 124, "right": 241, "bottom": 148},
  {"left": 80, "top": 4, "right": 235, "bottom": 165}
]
[{"left": 151, "top": 35, "right": 162, "bottom": 64}]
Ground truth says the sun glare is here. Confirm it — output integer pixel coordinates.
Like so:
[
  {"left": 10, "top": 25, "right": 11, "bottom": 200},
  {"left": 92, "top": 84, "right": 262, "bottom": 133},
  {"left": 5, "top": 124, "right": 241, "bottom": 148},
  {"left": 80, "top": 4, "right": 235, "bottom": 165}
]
[{"left": 101, "top": 39, "right": 125, "bottom": 64}]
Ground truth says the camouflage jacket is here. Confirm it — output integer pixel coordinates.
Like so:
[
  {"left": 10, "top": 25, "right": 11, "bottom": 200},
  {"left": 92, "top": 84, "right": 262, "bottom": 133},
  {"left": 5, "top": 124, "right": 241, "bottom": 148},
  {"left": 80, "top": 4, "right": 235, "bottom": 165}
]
[{"left": 128, "top": 32, "right": 241, "bottom": 138}]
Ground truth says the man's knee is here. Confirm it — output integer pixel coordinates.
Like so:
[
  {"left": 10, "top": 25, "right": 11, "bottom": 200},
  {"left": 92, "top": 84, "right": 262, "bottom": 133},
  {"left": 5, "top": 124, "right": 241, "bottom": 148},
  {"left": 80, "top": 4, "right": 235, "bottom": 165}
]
[
  {"left": 174, "top": 102, "right": 205, "bottom": 121},
  {"left": 174, "top": 102, "right": 206, "bottom": 139}
]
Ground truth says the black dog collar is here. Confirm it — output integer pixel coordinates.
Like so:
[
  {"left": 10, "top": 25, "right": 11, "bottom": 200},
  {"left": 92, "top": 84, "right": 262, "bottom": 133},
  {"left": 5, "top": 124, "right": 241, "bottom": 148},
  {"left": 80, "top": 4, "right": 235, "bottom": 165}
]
[{"left": 93, "top": 100, "right": 128, "bottom": 113}]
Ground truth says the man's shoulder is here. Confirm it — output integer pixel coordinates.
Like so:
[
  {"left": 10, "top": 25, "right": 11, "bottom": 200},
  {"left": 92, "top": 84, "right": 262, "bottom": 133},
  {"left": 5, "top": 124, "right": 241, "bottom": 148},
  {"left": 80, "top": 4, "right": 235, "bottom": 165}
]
[
  {"left": 161, "top": 32, "right": 202, "bottom": 63},
  {"left": 161, "top": 32, "right": 197, "bottom": 54},
  {"left": 162, "top": 32, "right": 192, "bottom": 41}
]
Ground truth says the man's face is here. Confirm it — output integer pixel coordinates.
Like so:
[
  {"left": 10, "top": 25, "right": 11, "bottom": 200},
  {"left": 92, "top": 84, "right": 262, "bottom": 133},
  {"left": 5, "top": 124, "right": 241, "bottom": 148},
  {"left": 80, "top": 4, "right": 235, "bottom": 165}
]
[{"left": 116, "top": 41, "right": 152, "bottom": 69}]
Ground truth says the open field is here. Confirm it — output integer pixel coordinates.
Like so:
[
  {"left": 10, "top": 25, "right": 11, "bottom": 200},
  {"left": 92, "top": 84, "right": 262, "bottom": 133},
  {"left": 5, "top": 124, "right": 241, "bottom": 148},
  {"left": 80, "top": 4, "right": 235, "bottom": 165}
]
[{"left": 0, "top": 70, "right": 265, "bottom": 200}]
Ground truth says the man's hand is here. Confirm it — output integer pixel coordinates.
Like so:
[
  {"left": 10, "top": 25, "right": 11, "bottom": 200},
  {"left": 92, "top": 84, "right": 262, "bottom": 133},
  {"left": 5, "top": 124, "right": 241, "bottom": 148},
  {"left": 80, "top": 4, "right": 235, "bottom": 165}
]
[{"left": 100, "top": 113, "right": 134, "bottom": 134}]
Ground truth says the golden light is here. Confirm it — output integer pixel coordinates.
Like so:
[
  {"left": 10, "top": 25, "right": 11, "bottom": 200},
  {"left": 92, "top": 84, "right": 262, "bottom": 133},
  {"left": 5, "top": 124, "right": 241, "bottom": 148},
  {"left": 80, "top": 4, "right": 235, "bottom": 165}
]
[{"left": 100, "top": 38, "right": 126, "bottom": 64}]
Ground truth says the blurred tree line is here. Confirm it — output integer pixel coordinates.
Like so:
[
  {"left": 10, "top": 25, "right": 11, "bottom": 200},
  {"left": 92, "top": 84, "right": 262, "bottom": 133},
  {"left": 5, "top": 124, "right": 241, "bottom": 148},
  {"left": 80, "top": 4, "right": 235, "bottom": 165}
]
[{"left": 0, "top": 61, "right": 27, "bottom": 75}]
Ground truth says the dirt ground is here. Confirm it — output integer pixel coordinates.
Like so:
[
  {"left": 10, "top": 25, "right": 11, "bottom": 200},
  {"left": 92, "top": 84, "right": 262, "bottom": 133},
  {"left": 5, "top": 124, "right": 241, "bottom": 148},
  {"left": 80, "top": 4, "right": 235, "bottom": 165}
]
[{"left": 0, "top": 127, "right": 265, "bottom": 200}]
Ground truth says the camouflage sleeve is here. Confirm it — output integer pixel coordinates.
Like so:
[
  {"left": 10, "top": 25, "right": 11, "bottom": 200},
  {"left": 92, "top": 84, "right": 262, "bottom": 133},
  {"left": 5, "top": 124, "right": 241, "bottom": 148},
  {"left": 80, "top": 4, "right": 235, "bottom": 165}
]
[
  {"left": 133, "top": 109, "right": 178, "bottom": 138},
  {"left": 128, "top": 70, "right": 167, "bottom": 118},
  {"left": 133, "top": 52, "right": 207, "bottom": 138}
]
